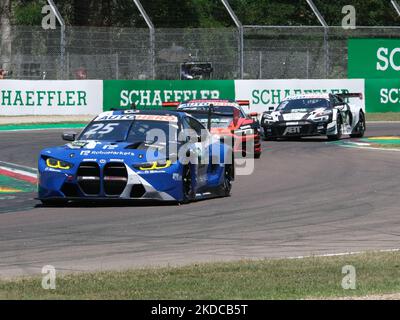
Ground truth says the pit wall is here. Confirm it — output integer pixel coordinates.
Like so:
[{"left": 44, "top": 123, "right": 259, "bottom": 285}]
[{"left": 0, "top": 79, "right": 395, "bottom": 116}]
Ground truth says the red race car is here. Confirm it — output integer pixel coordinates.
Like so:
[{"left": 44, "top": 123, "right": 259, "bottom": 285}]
[{"left": 162, "top": 99, "right": 262, "bottom": 159}]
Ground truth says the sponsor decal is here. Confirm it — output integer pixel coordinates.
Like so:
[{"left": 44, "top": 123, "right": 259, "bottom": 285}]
[
  {"left": 0, "top": 90, "right": 87, "bottom": 107},
  {"left": 180, "top": 101, "right": 237, "bottom": 108},
  {"left": 94, "top": 114, "right": 136, "bottom": 121},
  {"left": 79, "top": 150, "right": 135, "bottom": 156},
  {"left": 0, "top": 80, "right": 102, "bottom": 116},
  {"left": 103, "top": 144, "right": 118, "bottom": 150},
  {"left": 283, "top": 126, "right": 301, "bottom": 135},
  {"left": 44, "top": 167, "right": 62, "bottom": 173},
  {"left": 348, "top": 39, "right": 400, "bottom": 79},
  {"left": 135, "top": 114, "right": 178, "bottom": 122},
  {"left": 69, "top": 141, "right": 88, "bottom": 149},
  {"left": 103, "top": 80, "right": 235, "bottom": 110},
  {"left": 366, "top": 78, "right": 400, "bottom": 112},
  {"left": 235, "top": 79, "right": 365, "bottom": 114}
]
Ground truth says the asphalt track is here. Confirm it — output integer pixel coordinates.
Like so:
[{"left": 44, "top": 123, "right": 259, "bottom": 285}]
[{"left": 0, "top": 123, "right": 400, "bottom": 278}]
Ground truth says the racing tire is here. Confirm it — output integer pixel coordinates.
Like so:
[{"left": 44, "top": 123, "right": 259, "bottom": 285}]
[
  {"left": 350, "top": 111, "right": 366, "bottom": 138},
  {"left": 327, "top": 115, "right": 342, "bottom": 141},
  {"left": 181, "top": 165, "right": 195, "bottom": 204},
  {"left": 221, "top": 164, "right": 233, "bottom": 197}
]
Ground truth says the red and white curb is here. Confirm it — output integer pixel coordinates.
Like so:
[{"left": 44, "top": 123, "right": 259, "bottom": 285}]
[{"left": 0, "top": 161, "right": 37, "bottom": 184}]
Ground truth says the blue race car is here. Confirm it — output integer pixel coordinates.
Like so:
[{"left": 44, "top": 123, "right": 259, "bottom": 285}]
[{"left": 38, "top": 109, "right": 234, "bottom": 205}]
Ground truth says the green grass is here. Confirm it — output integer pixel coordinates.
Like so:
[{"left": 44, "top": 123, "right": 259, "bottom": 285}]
[
  {"left": 366, "top": 113, "right": 400, "bottom": 121},
  {"left": 0, "top": 251, "right": 399, "bottom": 300}
]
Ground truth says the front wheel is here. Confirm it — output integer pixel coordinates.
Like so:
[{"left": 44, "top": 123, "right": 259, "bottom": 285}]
[
  {"left": 350, "top": 112, "right": 366, "bottom": 138},
  {"left": 327, "top": 115, "right": 342, "bottom": 141}
]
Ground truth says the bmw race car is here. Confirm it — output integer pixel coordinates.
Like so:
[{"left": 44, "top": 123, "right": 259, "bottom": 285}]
[
  {"left": 38, "top": 109, "right": 234, "bottom": 205},
  {"left": 260, "top": 93, "right": 365, "bottom": 140},
  {"left": 163, "top": 100, "right": 262, "bottom": 158}
]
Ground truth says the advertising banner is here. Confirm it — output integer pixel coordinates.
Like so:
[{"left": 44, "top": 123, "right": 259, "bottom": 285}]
[
  {"left": 235, "top": 79, "right": 365, "bottom": 114},
  {"left": 365, "top": 78, "right": 400, "bottom": 113},
  {"left": 103, "top": 80, "right": 235, "bottom": 111},
  {"left": 348, "top": 38, "right": 400, "bottom": 79},
  {"left": 0, "top": 80, "right": 102, "bottom": 115}
]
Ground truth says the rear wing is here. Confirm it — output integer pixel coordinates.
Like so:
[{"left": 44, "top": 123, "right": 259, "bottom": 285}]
[
  {"left": 336, "top": 93, "right": 363, "bottom": 100},
  {"left": 236, "top": 100, "right": 250, "bottom": 107},
  {"left": 163, "top": 103, "right": 240, "bottom": 130},
  {"left": 162, "top": 102, "right": 180, "bottom": 108},
  {"left": 162, "top": 100, "right": 251, "bottom": 108}
]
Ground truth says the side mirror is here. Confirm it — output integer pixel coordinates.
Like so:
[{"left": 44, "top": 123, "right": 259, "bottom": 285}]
[
  {"left": 62, "top": 132, "right": 77, "bottom": 141},
  {"left": 268, "top": 106, "right": 275, "bottom": 111}
]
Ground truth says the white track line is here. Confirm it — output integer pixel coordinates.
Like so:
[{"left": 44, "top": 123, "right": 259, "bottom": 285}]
[
  {"left": 287, "top": 248, "right": 400, "bottom": 260},
  {"left": 341, "top": 144, "right": 400, "bottom": 152}
]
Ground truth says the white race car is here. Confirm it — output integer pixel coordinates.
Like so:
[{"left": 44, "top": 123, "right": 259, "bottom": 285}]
[{"left": 260, "top": 93, "right": 365, "bottom": 140}]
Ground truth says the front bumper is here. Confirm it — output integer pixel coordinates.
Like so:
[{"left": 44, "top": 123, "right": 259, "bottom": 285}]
[
  {"left": 262, "top": 121, "right": 328, "bottom": 138},
  {"left": 38, "top": 160, "right": 182, "bottom": 202}
]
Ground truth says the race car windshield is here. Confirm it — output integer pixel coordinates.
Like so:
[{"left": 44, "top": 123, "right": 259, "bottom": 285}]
[
  {"left": 189, "top": 113, "right": 232, "bottom": 129},
  {"left": 277, "top": 98, "right": 330, "bottom": 111},
  {"left": 126, "top": 120, "right": 178, "bottom": 143},
  {"left": 79, "top": 119, "right": 178, "bottom": 142},
  {"left": 79, "top": 120, "right": 132, "bottom": 141},
  {"left": 180, "top": 106, "right": 243, "bottom": 128}
]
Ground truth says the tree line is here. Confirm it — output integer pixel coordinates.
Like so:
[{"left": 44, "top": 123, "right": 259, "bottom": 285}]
[{"left": 3, "top": 0, "right": 400, "bottom": 27}]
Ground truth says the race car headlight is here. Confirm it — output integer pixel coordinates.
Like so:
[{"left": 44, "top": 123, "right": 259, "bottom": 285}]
[
  {"left": 262, "top": 114, "right": 274, "bottom": 124},
  {"left": 314, "top": 116, "right": 330, "bottom": 122},
  {"left": 46, "top": 158, "right": 73, "bottom": 170},
  {"left": 312, "top": 110, "right": 332, "bottom": 122},
  {"left": 135, "top": 160, "right": 172, "bottom": 171}
]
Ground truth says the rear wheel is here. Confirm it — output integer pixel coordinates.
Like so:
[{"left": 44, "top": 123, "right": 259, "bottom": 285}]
[
  {"left": 350, "top": 111, "right": 366, "bottom": 138},
  {"left": 221, "top": 164, "right": 233, "bottom": 197},
  {"left": 327, "top": 115, "right": 342, "bottom": 141}
]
